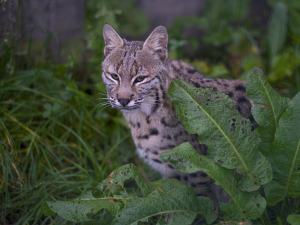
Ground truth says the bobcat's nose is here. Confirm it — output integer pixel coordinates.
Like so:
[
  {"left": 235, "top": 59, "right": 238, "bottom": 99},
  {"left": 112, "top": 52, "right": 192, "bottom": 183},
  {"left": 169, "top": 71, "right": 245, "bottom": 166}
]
[{"left": 118, "top": 98, "right": 130, "bottom": 107}]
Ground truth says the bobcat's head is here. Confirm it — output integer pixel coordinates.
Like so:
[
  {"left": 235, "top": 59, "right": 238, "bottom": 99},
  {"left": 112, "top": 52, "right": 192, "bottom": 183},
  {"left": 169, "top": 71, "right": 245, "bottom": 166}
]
[{"left": 101, "top": 24, "right": 170, "bottom": 115}]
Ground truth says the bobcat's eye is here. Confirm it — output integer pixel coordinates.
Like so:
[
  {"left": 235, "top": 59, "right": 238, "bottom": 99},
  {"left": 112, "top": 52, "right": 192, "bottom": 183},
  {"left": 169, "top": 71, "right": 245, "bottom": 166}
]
[
  {"left": 111, "top": 74, "right": 119, "bottom": 80},
  {"left": 135, "top": 76, "right": 146, "bottom": 83}
]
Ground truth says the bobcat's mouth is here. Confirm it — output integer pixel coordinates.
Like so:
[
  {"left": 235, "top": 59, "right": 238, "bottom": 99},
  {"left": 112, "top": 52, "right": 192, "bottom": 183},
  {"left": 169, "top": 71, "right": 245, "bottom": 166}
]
[
  {"left": 110, "top": 102, "right": 141, "bottom": 111},
  {"left": 109, "top": 97, "right": 143, "bottom": 111},
  {"left": 121, "top": 107, "right": 139, "bottom": 112}
]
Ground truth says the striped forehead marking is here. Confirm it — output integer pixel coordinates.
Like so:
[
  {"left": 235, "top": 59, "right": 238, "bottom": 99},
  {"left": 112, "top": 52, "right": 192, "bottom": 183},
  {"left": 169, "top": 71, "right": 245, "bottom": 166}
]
[{"left": 119, "top": 41, "right": 143, "bottom": 78}]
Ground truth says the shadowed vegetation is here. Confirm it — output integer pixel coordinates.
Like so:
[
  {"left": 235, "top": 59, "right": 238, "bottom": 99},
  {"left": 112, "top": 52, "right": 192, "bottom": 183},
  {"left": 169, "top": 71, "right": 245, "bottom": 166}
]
[{"left": 1, "top": 0, "right": 300, "bottom": 224}]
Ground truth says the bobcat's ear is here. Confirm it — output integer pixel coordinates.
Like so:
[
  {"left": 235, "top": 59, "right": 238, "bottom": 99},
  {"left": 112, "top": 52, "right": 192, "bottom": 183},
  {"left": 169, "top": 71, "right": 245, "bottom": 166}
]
[
  {"left": 143, "top": 26, "right": 168, "bottom": 61},
  {"left": 103, "top": 24, "right": 124, "bottom": 57}
]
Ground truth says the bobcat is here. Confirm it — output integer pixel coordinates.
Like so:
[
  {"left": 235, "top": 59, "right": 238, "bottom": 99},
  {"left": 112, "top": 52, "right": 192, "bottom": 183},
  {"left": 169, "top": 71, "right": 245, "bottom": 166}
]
[{"left": 101, "top": 24, "right": 256, "bottom": 205}]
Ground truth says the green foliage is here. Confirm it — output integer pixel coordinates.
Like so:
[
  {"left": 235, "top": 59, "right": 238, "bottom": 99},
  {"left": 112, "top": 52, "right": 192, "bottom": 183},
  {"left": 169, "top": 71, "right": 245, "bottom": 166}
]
[
  {"left": 0, "top": 63, "right": 134, "bottom": 224},
  {"left": 246, "top": 67, "right": 290, "bottom": 155},
  {"left": 267, "top": 3, "right": 288, "bottom": 61},
  {"left": 168, "top": 1, "right": 300, "bottom": 95},
  {"left": 1, "top": 1, "right": 148, "bottom": 223},
  {"left": 2, "top": 0, "right": 300, "bottom": 224},
  {"left": 43, "top": 164, "right": 216, "bottom": 224},
  {"left": 264, "top": 91, "right": 300, "bottom": 205},
  {"left": 161, "top": 143, "right": 266, "bottom": 221},
  {"left": 43, "top": 68, "right": 300, "bottom": 224},
  {"left": 287, "top": 214, "right": 300, "bottom": 225}
]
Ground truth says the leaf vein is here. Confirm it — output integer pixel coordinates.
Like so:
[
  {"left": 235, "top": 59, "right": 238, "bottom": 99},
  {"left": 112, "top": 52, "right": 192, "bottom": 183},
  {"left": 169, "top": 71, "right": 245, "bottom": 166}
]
[
  {"left": 283, "top": 136, "right": 300, "bottom": 200},
  {"left": 257, "top": 75, "right": 278, "bottom": 127}
]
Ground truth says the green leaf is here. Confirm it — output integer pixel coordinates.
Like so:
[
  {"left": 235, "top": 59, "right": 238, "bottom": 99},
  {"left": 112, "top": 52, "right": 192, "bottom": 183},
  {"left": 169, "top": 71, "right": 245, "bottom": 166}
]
[
  {"left": 246, "top": 67, "right": 290, "bottom": 155},
  {"left": 267, "top": 2, "right": 288, "bottom": 59},
  {"left": 115, "top": 180, "right": 216, "bottom": 225},
  {"left": 94, "top": 163, "right": 152, "bottom": 197},
  {"left": 287, "top": 214, "right": 300, "bottom": 225},
  {"left": 268, "top": 47, "right": 300, "bottom": 83},
  {"left": 264, "top": 92, "right": 300, "bottom": 205},
  {"left": 41, "top": 202, "right": 56, "bottom": 216},
  {"left": 168, "top": 79, "right": 272, "bottom": 191},
  {"left": 161, "top": 142, "right": 266, "bottom": 221},
  {"left": 52, "top": 102, "right": 62, "bottom": 114},
  {"left": 168, "top": 211, "right": 197, "bottom": 225},
  {"left": 44, "top": 164, "right": 216, "bottom": 224},
  {"left": 44, "top": 191, "right": 122, "bottom": 222},
  {"left": 43, "top": 103, "right": 52, "bottom": 118}
]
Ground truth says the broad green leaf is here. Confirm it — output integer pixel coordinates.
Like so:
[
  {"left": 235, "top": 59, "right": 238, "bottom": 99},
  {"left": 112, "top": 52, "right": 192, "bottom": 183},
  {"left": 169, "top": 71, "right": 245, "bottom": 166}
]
[
  {"left": 41, "top": 202, "right": 56, "bottom": 216},
  {"left": 43, "top": 164, "right": 216, "bottom": 224},
  {"left": 168, "top": 211, "right": 197, "bottom": 225},
  {"left": 246, "top": 67, "right": 290, "bottom": 155},
  {"left": 168, "top": 79, "right": 272, "bottom": 191},
  {"left": 115, "top": 179, "right": 216, "bottom": 225},
  {"left": 267, "top": 2, "right": 288, "bottom": 59},
  {"left": 43, "top": 191, "right": 122, "bottom": 222},
  {"left": 287, "top": 214, "right": 300, "bottom": 225},
  {"left": 94, "top": 163, "right": 152, "bottom": 197},
  {"left": 161, "top": 142, "right": 266, "bottom": 221},
  {"left": 264, "top": 92, "right": 300, "bottom": 205}
]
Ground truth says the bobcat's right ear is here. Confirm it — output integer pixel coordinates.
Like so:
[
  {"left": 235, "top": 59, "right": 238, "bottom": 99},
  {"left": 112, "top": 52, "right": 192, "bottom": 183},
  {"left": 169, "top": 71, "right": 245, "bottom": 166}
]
[{"left": 103, "top": 24, "right": 124, "bottom": 57}]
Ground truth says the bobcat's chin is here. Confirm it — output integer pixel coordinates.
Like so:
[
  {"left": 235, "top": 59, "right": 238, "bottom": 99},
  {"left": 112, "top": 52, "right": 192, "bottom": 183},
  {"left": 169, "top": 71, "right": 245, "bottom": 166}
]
[
  {"left": 111, "top": 104, "right": 140, "bottom": 111},
  {"left": 120, "top": 106, "right": 140, "bottom": 112}
]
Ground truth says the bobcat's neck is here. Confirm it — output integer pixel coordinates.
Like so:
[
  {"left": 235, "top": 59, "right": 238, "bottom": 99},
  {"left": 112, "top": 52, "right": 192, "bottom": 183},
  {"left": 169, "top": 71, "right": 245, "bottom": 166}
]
[{"left": 122, "top": 96, "right": 176, "bottom": 134}]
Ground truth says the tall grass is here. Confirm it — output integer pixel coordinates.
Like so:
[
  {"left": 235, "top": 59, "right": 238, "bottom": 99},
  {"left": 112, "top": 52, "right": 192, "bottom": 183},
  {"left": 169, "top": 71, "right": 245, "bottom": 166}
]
[
  {"left": 1, "top": 0, "right": 299, "bottom": 223},
  {"left": 0, "top": 1, "right": 155, "bottom": 223},
  {"left": 0, "top": 59, "right": 136, "bottom": 224}
]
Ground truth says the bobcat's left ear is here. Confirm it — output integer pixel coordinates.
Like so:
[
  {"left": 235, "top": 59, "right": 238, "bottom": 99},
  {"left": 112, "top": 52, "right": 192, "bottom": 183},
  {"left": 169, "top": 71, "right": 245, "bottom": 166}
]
[{"left": 143, "top": 26, "right": 168, "bottom": 61}]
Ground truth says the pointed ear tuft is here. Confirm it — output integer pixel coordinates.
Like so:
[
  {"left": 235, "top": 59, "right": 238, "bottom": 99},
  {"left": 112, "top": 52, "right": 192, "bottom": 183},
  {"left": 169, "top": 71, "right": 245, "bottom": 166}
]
[
  {"left": 103, "top": 24, "right": 124, "bottom": 57},
  {"left": 143, "top": 26, "right": 168, "bottom": 61}
]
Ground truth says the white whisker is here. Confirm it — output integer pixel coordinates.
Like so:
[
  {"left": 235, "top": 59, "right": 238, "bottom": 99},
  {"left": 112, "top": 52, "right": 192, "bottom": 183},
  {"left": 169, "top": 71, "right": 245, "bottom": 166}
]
[
  {"left": 97, "top": 92, "right": 107, "bottom": 96},
  {"left": 95, "top": 103, "right": 111, "bottom": 110}
]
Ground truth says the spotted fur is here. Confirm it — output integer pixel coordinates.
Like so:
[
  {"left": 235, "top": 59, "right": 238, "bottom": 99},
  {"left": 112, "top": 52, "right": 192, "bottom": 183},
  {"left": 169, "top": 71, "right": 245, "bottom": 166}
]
[{"left": 101, "top": 24, "right": 257, "bottom": 206}]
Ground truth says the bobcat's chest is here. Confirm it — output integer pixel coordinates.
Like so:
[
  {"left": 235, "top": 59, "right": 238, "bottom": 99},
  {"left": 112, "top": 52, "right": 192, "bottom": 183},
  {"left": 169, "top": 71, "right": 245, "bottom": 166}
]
[{"left": 122, "top": 107, "right": 196, "bottom": 172}]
